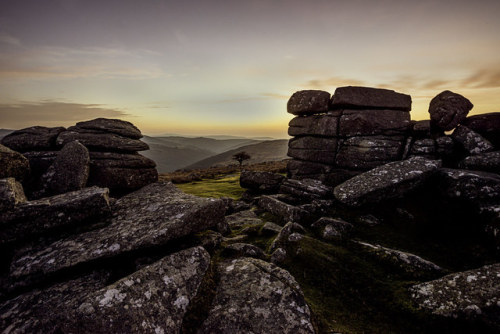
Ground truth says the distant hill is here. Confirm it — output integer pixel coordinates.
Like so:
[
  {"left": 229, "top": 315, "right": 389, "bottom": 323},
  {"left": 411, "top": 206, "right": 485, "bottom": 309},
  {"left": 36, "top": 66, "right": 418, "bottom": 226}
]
[{"left": 184, "top": 139, "right": 289, "bottom": 170}]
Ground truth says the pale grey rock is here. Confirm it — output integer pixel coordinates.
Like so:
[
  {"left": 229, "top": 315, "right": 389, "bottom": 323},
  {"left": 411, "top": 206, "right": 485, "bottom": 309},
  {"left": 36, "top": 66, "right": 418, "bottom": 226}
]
[
  {"left": 459, "top": 151, "right": 500, "bottom": 173},
  {"left": 225, "top": 210, "right": 263, "bottom": 230},
  {"left": 357, "top": 241, "right": 443, "bottom": 277},
  {"left": 438, "top": 168, "right": 500, "bottom": 202},
  {"left": 410, "top": 263, "right": 500, "bottom": 323},
  {"left": 1, "top": 126, "right": 65, "bottom": 152},
  {"left": 331, "top": 86, "right": 411, "bottom": 111},
  {"left": 334, "top": 157, "right": 441, "bottom": 206},
  {"left": 0, "top": 186, "right": 111, "bottom": 245},
  {"left": 0, "top": 144, "right": 30, "bottom": 182},
  {"left": 288, "top": 114, "right": 339, "bottom": 137},
  {"left": 280, "top": 178, "right": 333, "bottom": 200},
  {"left": 72, "top": 118, "right": 143, "bottom": 139},
  {"left": 0, "top": 178, "right": 26, "bottom": 211},
  {"left": 452, "top": 125, "right": 494, "bottom": 155},
  {"left": 429, "top": 90, "right": 473, "bottom": 131},
  {"left": 199, "top": 257, "right": 315, "bottom": 333},
  {"left": 287, "top": 90, "right": 330, "bottom": 115},
  {"left": 338, "top": 109, "right": 411, "bottom": 136},
  {"left": 258, "top": 195, "right": 308, "bottom": 223},
  {"left": 9, "top": 182, "right": 225, "bottom": 280}
]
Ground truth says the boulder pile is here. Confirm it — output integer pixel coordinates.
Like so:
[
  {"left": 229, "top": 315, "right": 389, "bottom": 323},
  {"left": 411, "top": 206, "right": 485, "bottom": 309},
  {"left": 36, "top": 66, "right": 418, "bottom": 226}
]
[{"left": 1, "top": 118, "right": 157, "bottom": 198}]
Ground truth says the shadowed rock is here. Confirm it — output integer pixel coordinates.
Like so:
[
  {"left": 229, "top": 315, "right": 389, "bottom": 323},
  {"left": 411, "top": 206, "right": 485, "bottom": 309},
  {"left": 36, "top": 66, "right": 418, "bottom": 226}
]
[
  {"left": 452, "top": 125, "right": 494, "bottom": 155},
  {"left": 9, "top": 182, "right": 225, "bottom": 280},
  {"left": 0, "top": 186, "right": 111, "bottom": 245},
  {"left": 311, "top": 217, "right": 353, "bottom": 241},
  {"left": 409, "top": 138, "right": 436, "bottom": 158},
  {"left": 72, "top": 118, "right": 143, "bottom": 139},
  {"left": 287, "top": 147, "right": 337, "bottom": 165},
  {"left": 87, "top": 167, "right": 158, "bottom": 194},
  {"left": 288, "top": 114, "right": 339, "bottom": 137},
  {"left": 334, "top": 156, "right": 441, "bottom": 206},
  {"left": 287, "top": 90, "right": 330, "bottom": 115},
  {"left": 331, "top": 86, "right": 411, "bottom": 111},
  {"left": 429, "top": 90, "right": 473, "bottom": 131},
  {"left": 199, "top": 257, "right": 315, "bottom": 333},
  {"left": 0, "top": 178, "right": 26, "bottom": 211},
  {"left": 0, "top": 144, "right": 30, "bottom": 182},
  {"left": 438, "top": 168, "right": 500, "bottom": 202},
  {"left": 223, "top": 243, "right": 266, "bottom": 259},
  {"left": 89, "top": 151, "right": 156, "bottom": 168},
  {"left": 239, "top": 170, "right": 285, "bottom": 193},
  {"left": 459, "top": 151, "right": 500, "bottom": 173},
  {"left": 56, "top": 131, "right": 149, "bottom": 152},
  {"left": 462, "top": 112, "right": 500, "bottom": 148},
  {"left": 338, "top": 109, "right": 411, "bottom": 136},
  {"left": 0, "top": 126, "right": 65, "bottom": 152},
  {"left": 258, "top": 195, "right": 308, "bottom": 223}
]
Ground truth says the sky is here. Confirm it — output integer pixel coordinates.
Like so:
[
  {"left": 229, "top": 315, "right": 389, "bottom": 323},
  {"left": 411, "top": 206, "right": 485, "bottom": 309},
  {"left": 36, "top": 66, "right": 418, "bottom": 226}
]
[{"left": 0, "top": 0, "right": 499, "bottom": 138}]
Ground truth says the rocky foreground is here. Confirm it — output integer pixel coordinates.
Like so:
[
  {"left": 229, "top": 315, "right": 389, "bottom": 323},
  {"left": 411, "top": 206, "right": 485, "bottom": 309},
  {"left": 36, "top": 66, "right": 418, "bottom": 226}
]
[{"left": 1, "top": 87, "right": 500, "bottom": 333}]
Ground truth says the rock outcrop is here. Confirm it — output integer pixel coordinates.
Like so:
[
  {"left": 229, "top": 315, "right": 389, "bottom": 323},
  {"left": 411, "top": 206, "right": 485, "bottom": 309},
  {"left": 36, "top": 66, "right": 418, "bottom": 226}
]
[
  {"left": 0, "top": 144, "right": 30, "bottom": 182},
  {"left": 429, "top": 90, "right": 473, "bottom": 131}
]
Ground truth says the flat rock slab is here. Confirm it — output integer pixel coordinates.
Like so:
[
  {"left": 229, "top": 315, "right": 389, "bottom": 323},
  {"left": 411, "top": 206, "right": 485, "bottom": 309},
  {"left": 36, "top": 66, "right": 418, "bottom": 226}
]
[
  {"left": 9, "top": 182, "right": 225, "bottom": 279},
  {"left": 462, "top": 112, "right": 500, "bottom": 148},
  {"left": 280, "top": 178, "right": 333, "bottom": 200},
  {"left": 287, "top": 90, "right": 330, "bottom": 115},
  {"left": 56, "top": 131, "right": 149, "bottom": 152},
  {"left": 288, "top": 114, "right": 339, "bottom": 137},
  {"left": 89, "top": 151, "right": 156, "bottom": 168},
  {"left": 438, "top": 168, "right": 500, "bottom": 202},
  {"left": 199, "top": 257, "right": 315, "bottom": 333},
  {"left": 410, "top": 263, "right": 500, "bottom": 321},
  {"left": 0, "top": 126, "right": 65, "bottom": 152},
  {"left": 339, "top": 109, "right": 411, "bottom": 136},
  {"left": 72, "top": 118, "right": 143, "bottom": 139},
  {"left": 452, "top": 125, "right": 494, "bottom": 155},
  {"left": 331, "top": 86, "right": 411, "bottom": 111},
  {"left": 287, "top": 147, "right": 337, "bottom": 165},
  {"left": 258, "top": 195, "right": 308, "bottom": 223},
  {"left": 87, "top": 166, "right": 158, "bottom": 194},
  {"left": 334, "top": 156, "right": 441, "bottom": 206},
  {"left": 0, "top": 144, "right": 30, "bottom": 182},
  {"left": 459, "top": 151, "right": 500, "bottom": 173},
  {"left": 0, "top": 186, "right": 111, "bottom": 245}
]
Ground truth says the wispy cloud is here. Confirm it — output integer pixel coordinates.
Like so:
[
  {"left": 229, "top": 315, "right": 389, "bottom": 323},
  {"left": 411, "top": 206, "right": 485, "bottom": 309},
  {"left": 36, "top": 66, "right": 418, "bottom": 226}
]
[
  {"left": 0, "top": 100, "right": 128, "bottom": 129},
  {"left": 0, "top": 32, "right": 21, "bottom": 46},
  {"left": 461, "top": 69, "right": 500, "bottom": 89},
  {"left": 306, "top": 76, "right": 365, "bottom": 89}
]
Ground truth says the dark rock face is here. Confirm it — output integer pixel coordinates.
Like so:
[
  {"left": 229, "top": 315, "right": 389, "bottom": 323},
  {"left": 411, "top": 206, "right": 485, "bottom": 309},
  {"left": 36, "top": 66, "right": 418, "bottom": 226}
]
[
  {"left": 429, "top": 90, "right": 473, "bottom": 131},
  {"left": 38, "top": 141, "right": 90, "bottom": 197},
  {"left": 280, "top": 178, "right": 333, "bottom": 200},
  {"left": 0, "top": 126, "right": 65, "bottom": 152},
  {"left": 0, "top": 144, "right": 30, "bottom": 182},
  {"left": 459, "top": 151, "right": 500, "bottom": 173},
  {"left": 462, "top": 112, "right": 500, "bottom": 148},
  {"left": 334, "top": 157, "right": 441, "bottom": 206},
  {"left": 288, "top": 114, "right": 339, "bottom": 137},
  {"left": 311, "top": 217, "right": 353, "bottom": 240},
  {"left": 87, "top": 165, "right": 158, "bottom": 194},
  {"left": 452, "top": 125, "right": 494, "bottom": 155},
  {"left": 410, "top": 263, "right": 500, "bottom": 325},
  {"left": 438, "top": 168, "right": 500, "bottom": 202},
  {"left": 409, "top": 138, "right": 436, "bottom": 158},
  {"left": 199, "top": 257, "right": 315, "bottom": 333},
  {"left": 338, "top": 109, "right": 411, "bottom": 136},
  {"left": 335, "top": 136, "right": 404, "bottom": 170},
  {"left": 331, "top": 86, "right": 412, "bottom": 111},
  {"left": 89, "top": 151, "right": 156, "bottom": 168},
  {"left": 258, "top": 195, "right": 308, "bottom": 223},
  {"left": 239, "top": 170, "right": 285, "bottom": 193},
  {"left": 223, "top": 243, "right": 266, "bottom": 259},
  {"left": 288, "top": 147, "right": 337, "bottom": 165},
  {"left": 0, "top": 178, "right": 26, "bottom": 211},
  {"left": 0, "top": 186, "right": 111, "bottom": 245},
  {"left": 72, "top": 118, "right": 143, "bottom": 139},
  {"left": 225, "top": 210, "right": 263, "bottom": 230},
  {"left": 56, "top": 130, "right": 149, "bottom": 152},
  {"left": 287, "top": 90, "right": 330, "bottom": 115},
  {"left": 9, "top": 182, "right": 225, "bottom": 280},
  {"left": 411, "top": 120, "right": 432, "bottom": 138},
  {"left": 289, "top": 136, "right": 338, "bottom": 150}
]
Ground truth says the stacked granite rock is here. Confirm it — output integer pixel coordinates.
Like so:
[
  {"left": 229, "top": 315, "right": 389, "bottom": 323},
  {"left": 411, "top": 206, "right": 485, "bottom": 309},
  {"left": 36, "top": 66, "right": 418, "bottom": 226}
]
[
  {"left": 1, "top": 118, "right": 157, "bottom": 198},
  {"left": 287, "top": 87, "right": 412, "bottom": 185}
]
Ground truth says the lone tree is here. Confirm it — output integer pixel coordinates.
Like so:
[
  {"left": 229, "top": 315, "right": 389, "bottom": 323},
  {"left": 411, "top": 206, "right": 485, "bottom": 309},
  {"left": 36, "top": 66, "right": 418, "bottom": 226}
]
[{"left": 233, "top": 151, "right": 251, "bottom": 168}]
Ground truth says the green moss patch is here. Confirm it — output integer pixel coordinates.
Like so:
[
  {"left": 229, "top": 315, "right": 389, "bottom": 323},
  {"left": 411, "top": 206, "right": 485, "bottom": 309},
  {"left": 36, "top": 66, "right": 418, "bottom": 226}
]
[{"left": 175, "top": 174, "right": 245, "bottom": 199}]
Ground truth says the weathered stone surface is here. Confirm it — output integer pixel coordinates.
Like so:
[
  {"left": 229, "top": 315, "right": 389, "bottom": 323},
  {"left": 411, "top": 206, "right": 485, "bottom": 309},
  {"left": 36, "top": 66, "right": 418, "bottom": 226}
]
[
  {"left": 338, "top": 109, "right": 411, "bottom": 136},
  {"left": 437, "top": 168, "right": 500, "bottom": 202},
  {"left": 452, "top": 125, "right": 494, "bottom": 155},
  {"left": 411, "top": 120, "right": 432, "bottom": 138},
  {"left": 287, "top": 160, "right": 359, "bottom": 186},
  {"left": 311, "top": 217, "right": 353, "bottom": 240},
  {"left": 357, "top": 241, "right": 443, "bottom": 277},
  {"left": 409, "top": 138, "right": 436, "bottom": 158},
  {"left": 0, "top": 186, "right": 111, "bottom": 245},
  {"left": 262, "top": 221, "right": 283, "bottom": 235},
  {"left": 287, "top": 159, "right": 333, "bottom": 176},
  {"left": 239, "top": 170, "right": 285, "bottom": 193},
  {"left": 199, "top": 257, "right": 315, "bottom": 333},
  {"left": 270, "top": 221, "right": 306, "bottom": 252},
  {"left": 72, "top": 118, "right": 143, "bottom": 139},
  {"left": 0, "top": 126, "right": 65, "bottom": 152},
  {"left": 270, "top": 247, "right": 287, "bottom": 264},
  {"left": 334, "top": 157, "right": 441, "bottom": 206},
  {"left": 331, "top": 86, "right": 411, "bottom": 111},
  {"left": 462, "top": 112, "right": 500, "bottom": 148},
  {"left": 288, "top": 114, "right": 339, "bottom": 137},
  {"left": 0, "top": 178, "right": 26, "bottom": 211},
  {"left": 287, "top": 147, "right": 336, "bottom": 165},
  {"left": 89, "top": 151, "right": 156, "bottom": 168},
  {"left": 410, "top": 263, "right": 500, "bottom": 322},
  {"left": 56, "top": 130, "right": 149, "bottom": 152},
  {"left": 258, "top": 195, "right": 308, "bottom": 223},
  {"left": 38, "top": 141, "right": 90, "bottom": 197},
  {"left": 0, "top": 271, "right": 111, "bottom": 333},
  {"left": 459, "top": 151, "right": 500, "bottom": 173},
  {"left": 87, "top": 166, "right": 158, "bottom": 194},
  {"left": 280, "top": 178, "right": 333, "bottom": 200},
  {"left": 22, "top": 151, "right": 57, "bottom": 177},
  {"left": 0, "top": 144, "right": 30, "bottom": 182},
  {"left": 223, "top": 243, "right": 266, "bottom": 259},
  {"left": 287, "top": 90, "right": 330, "bottom": 115},
  {"left": 335, "top": 136, "right": 404, "bottom": 170},
  {"left": 63, "top": 247, "right": 209, "bottom": 333},
  {"left": 288, "top": 136, "right": 338, "bottom": 150},
  {"left": 9, "top": 182, "right": 225, "bottom": 279},
  {"left": 435, "top": 136, "right": 455, "bottom": 157},
  {"left": 225, "top": 210, "right": 263, "bottom": 230},
  {"left": 429, "top": 90, "right": 473, "bottom": 131}
]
